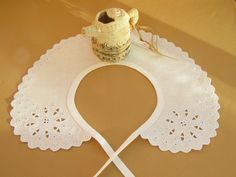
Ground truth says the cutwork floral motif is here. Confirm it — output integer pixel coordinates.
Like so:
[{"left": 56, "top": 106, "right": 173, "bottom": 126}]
[
  {"left": 165, "top": 109, "right": 203, "bottom": 142},
  {"left": 25, "top": 106, "right": 66, "bottom": 139},
  {"left": 11, "top": 101, "right": 91, "bottom": 151}
]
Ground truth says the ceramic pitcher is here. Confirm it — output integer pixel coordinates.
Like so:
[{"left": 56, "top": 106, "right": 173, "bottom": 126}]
[{"left": 82, "top": 8, "right": 139, "bottom": 62}]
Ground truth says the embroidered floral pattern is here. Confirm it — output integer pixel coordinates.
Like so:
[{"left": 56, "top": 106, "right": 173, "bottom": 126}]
[{"left": 11, "top": 101, "right": 91, "bottom": 151}]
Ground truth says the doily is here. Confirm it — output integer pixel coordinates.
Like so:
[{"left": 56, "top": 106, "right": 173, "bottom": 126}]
[{"left": 10, "top": 30, "right": 220, "bottom": 176}]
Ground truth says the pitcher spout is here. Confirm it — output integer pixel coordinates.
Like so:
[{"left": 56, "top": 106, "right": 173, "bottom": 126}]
[{"left": 82, "top": 25, "right": 100, "bottom": 38}]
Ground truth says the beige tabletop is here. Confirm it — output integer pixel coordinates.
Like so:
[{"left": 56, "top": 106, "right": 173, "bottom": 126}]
[{"left": 0, "top": 1, "right": 236, "bottom": 177}]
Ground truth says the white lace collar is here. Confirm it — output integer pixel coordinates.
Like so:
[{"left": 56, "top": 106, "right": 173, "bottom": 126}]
[{"left": 10, "top": 31, "right": 220, "bottom": 176}]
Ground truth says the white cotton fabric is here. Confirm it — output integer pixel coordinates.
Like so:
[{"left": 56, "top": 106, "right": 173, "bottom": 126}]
[{"left": 10, "top": 31, "right": 220, "bottom": 176}]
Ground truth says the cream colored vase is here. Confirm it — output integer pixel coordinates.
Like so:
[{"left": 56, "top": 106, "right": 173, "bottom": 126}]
[{"left": 82, "top": 8, "right": 139, "bottom": 62}]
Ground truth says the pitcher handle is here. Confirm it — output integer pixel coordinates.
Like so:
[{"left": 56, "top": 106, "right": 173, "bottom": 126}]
[{"left": 128, "top": 8, "right": 139, "bottom": 27}]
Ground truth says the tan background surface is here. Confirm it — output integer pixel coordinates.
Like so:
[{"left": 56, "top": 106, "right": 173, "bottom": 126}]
[
  {"left": 75, "top": 65, "right": 157, "bottom": 150},
  {"left": 0, "top": 0, "right": 236, "bottom": 177}
]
